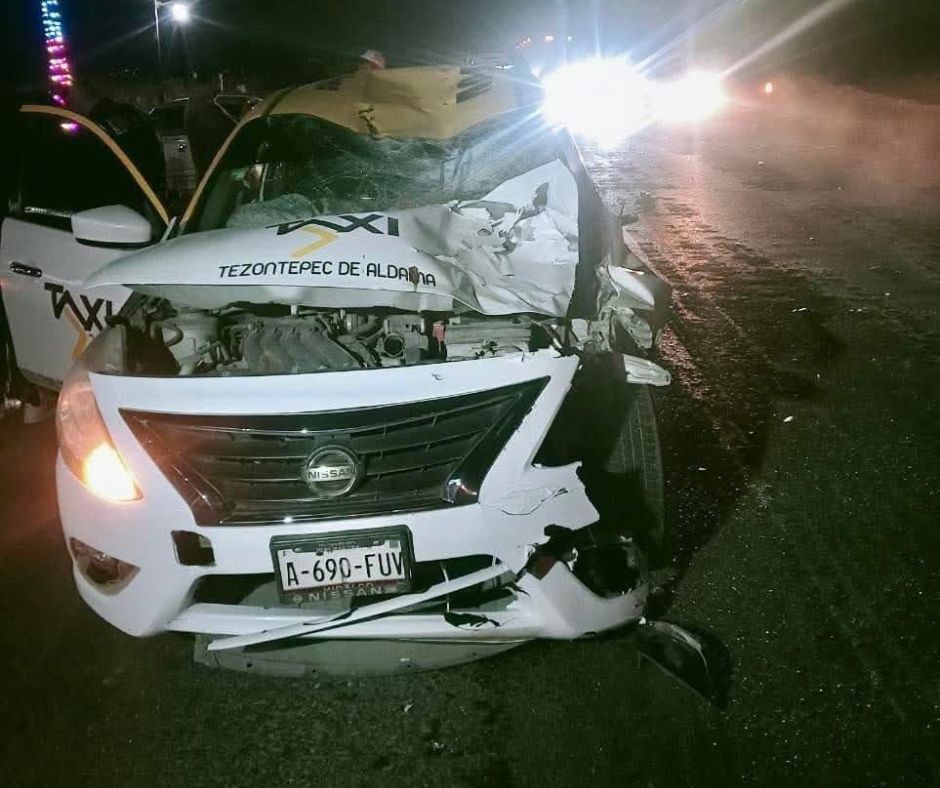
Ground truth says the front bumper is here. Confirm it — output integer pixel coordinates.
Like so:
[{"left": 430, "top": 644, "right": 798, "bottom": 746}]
[{"left": 57, "top": 351, "right": 648, "bottom": 642}]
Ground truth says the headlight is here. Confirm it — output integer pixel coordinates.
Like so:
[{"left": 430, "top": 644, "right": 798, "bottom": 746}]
[
  {"left": 541, "top": 59, "right": 727, "bottom": 144},
  {"left": 56, "top": 329, "right": 140, "bottom": 502},
  {"left": 653, "top": 70, "right": 726, "bottom": 124},
  {"left": 542, "top": 57, "right": 653, "bottom": 147}
]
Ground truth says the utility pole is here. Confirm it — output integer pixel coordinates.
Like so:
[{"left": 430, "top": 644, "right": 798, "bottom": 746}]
[{"left": 154, "top": 0, "right": 162, "bottom": 75}]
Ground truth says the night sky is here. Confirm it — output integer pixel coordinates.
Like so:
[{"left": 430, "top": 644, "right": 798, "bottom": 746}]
[{"left": 5, "top": 0, "right": 940, "bottom": 92}]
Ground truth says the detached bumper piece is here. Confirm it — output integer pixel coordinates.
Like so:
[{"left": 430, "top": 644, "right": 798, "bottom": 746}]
[
  {"left": 193, "top": 636, "right": 523, "bottom": 678},
  {"left": 169, "top": 551, "right": 648, "bottom": 676}
]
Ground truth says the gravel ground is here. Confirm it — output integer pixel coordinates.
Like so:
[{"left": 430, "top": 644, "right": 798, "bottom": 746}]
[{"left": 1, "top": 83, "right": 939, "bottom": 787}]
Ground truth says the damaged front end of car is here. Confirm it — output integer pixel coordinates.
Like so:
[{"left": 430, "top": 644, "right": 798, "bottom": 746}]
[{"left": 57, "top": 66, "right": 685, "bottom": 676}]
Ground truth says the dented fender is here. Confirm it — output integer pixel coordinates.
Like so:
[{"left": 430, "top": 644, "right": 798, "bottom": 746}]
[{"left": 621, "top": 355, "right": 671, "bottom": 386}]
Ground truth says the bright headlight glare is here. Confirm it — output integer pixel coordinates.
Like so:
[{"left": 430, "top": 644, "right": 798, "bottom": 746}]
[
  {"left": 56, "top": 363, "right": 140, "bottom": 502},
  {"left": 83, "top": 444, "right": 139, "bottom": 502},
  {"left": 654, "top": 70, "right": 726, "bottom": 124},
  {"left": 542, "top": 57, "right": 653, "bottom": 146}
]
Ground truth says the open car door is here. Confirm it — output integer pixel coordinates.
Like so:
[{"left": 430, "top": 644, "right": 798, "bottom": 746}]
[{"left": 0, "top": 105, "right": 169, "bottom": 390}]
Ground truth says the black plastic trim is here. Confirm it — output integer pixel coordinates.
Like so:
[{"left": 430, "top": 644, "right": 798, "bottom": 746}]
[{"left": 122, "top": 377, "right": 548, "bottom": 526}]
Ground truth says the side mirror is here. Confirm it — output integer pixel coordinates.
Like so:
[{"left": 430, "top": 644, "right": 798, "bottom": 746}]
[{"left": 72, "top": 205, "right": 153, "bottom": 246}]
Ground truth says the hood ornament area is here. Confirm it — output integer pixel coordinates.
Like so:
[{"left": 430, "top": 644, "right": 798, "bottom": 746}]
[{"left": 302, "top": 445, "right": 362, "bottom": 498}]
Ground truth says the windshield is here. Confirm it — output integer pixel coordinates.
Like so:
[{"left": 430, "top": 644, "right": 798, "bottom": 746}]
[{"left": 186, "top": 109, "right": 567, "bottom": 232}]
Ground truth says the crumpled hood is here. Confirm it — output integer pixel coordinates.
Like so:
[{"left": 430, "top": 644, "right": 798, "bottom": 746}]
[{"left": 86, "top": 160, "right": 581, "bottom": 316}]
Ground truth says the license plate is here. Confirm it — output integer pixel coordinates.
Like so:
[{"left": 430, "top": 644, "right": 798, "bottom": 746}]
[{"left": 270, "top": 527, "right": 413, "bottom": 604}]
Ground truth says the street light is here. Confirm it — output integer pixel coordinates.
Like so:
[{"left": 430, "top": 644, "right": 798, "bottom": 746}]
[
  {"left": 169, "top": 2, "right": 191, "bottom": 23},
  {"left": 153, "top": 1, "right": 191, "bottom": 73}
]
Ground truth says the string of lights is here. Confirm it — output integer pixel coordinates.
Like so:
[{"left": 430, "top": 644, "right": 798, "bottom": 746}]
[{"left": 40, "top": 0, "right": 73, "bottom": 106}]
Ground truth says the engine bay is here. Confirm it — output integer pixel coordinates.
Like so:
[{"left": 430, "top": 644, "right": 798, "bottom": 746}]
[{"left": 116, "top": 299, "right": 559, "bottom": 377}]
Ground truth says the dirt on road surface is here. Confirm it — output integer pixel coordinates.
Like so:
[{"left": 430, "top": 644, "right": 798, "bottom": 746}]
[{"left": 1, "top": 79, "right": 939, "bottom": 787}]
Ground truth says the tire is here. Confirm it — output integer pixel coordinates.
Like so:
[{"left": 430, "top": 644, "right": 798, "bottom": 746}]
[{"left": 602, "top": 385, "right": 667, "bottom": 559}]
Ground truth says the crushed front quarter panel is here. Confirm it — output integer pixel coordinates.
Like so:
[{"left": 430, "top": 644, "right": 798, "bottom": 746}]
[
  {"left": 58, "top": 351, "right": 633, "bottom": 638},
  {"left": 85, "top": 161, "right": 581, "bottom": 317}
]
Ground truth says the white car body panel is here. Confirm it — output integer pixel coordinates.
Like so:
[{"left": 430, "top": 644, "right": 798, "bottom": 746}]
[
  {"left": 170, "top": 559, "right": 646, "bottom": 643},
  {"left": 0, "top": 216, "right": 130, "bottom": 387},
  {"left": 201, "top": 561, "right": 644, "bottom": 650},
  {"left": 71, "top": 205, "right": 154, "bottom": 246},
  {"left": 58, "top": 351, "right": 651, "bottom": 641},
  {"left": 86, "top": 160, "right": 580, "bottom": 316}
]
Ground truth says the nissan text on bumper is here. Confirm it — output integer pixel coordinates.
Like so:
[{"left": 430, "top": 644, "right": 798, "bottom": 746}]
[{"left": 2, "top": 65, "right": 673, "bottom": 672}]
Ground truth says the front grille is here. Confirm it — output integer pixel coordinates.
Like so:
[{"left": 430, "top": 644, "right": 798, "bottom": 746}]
[{"left": 123, "top": 378, "right": 547, "bottom": 525}]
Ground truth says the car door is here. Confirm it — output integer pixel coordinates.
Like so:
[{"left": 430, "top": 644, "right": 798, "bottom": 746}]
[{"left": 0, "top": 105, "right": 169, "bottom": 390}]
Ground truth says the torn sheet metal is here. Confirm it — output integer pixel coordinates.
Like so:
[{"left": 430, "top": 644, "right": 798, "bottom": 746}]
[
  {"left": 207, "top": 563, "right": 510, "bottom": 652},
  {"left": 481, "top": 486, "right": 571, "bottom": 516},
  {"left": 442, "top": 611, "right": 502, "bottom": 629},
  {"left": 621, "top": 355, "right": 671, "bottom": 386},
  {"left": 603, "top": 263, "right": 660, "bottom": 310},
  {"left": 585, "top": 227, "right": 672, "bottom": 351},
  {"left": 563, "top": 264, "right": 668, "bottom": 354},
  {"left": 195, "top": 635, "right": 524, "bottom": 678},
  {"left": 86, "top": 161, "right": 580, "bottom": 317},
  {"left": 246, "top": 66, "right": 526, "bottom": 141}
]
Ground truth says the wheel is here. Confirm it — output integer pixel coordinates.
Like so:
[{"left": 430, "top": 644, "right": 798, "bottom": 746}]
[{"left": 602, "top": 385, "right": 667, "bottom": 560}]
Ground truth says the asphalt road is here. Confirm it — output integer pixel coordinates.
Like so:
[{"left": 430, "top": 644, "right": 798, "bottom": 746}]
[{"left": 2, "top": 82, "right": 939, "bottom": 787}]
